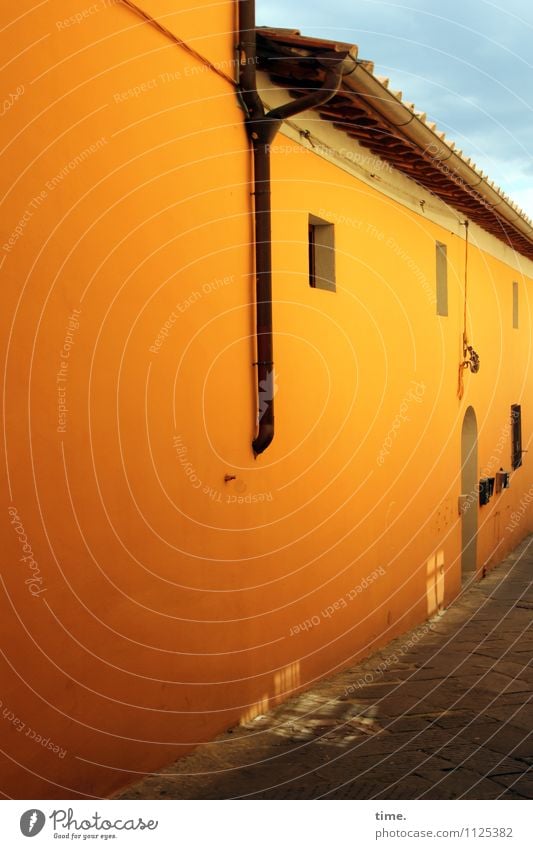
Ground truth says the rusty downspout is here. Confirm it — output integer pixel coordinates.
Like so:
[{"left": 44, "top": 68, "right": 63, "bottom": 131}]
[{"left": 238, "top": 0, "right": 350, "bottom": 456}]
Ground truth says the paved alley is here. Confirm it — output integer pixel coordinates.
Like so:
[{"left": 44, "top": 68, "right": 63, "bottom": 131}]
[{"left": 117, "top": 540, "right": 533, "bottom": 800}]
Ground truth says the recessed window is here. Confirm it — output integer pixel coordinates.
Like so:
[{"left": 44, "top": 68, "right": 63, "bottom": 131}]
[
  {"left": 436, "top": 241, "right": 448, "bottom": 316},
  {"left": 308, "top": 214, "right": 335, "bottom": 291},
  {"left": 512, "top": 281, "right": 519, "bottom": 329},
  {"left": 511, "top": 404, "right": 522, "bottom": 470}
]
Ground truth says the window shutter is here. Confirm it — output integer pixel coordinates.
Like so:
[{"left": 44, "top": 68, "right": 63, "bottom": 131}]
[
  {"left": 436, "top": 242, "right": 448, "bottom": 316},
  {"left": 511, "top": 404, "right": 522, "bottom": 470}
]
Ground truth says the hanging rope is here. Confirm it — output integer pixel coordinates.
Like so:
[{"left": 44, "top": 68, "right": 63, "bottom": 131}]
[
  {"left": 118, "top": 0, "right": 237, "bottom": 88},
  {"left": 463, "top": 219, "right": 469, "bottom": 338},
  {"left": 458, "top": 220, "right": 480, "bottom": 399}
]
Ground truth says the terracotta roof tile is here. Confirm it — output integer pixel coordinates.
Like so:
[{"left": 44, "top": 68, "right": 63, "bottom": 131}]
[{"left": 257, "top": 26, "right": 533, "bottom": 259}]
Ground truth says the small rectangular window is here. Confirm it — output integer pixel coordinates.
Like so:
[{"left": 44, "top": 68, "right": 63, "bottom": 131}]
[
  {"left": 436, "top": 241, "right": 448, "bottom": 316},
  {"left": 511, "top": 404, "right": 522, "bottom": 470},
  {"left": 512, "top": 281, "right": 519, "bottom": 329},
  {"left": 308, "top": 215, "right": 335, "bottom": 291}
]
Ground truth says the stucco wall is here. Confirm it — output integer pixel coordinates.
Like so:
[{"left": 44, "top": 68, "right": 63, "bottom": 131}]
[{"left": 1, "top": 0, "right": 531, "bottom": 798}]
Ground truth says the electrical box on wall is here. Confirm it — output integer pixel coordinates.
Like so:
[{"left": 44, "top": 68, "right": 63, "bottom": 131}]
[
  {"left": 495, "top": 470, "right": 510, "bottom": 492},
  {"left": 479, "top": 477, "right": 494, "bottom": 506}
]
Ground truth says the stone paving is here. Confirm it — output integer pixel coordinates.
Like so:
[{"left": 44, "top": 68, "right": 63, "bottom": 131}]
[{"left": 116, "top": 538, "right": 533, "bottom": 799}]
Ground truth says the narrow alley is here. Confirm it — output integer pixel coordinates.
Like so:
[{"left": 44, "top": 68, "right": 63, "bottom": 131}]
[{"left": 117, "top": 539, "right": 533, "bottom": 800}]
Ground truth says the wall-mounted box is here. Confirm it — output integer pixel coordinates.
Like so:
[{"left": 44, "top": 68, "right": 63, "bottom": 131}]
[
  {"left": 495, "top": 470, "right": 510, "bottom": 493},
  {"left": 479, "top": 477, "right": 493, "bottom": 506}
]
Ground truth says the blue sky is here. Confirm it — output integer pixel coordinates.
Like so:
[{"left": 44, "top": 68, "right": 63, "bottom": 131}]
[{"left": 256, "top": 0, "right": 533, "bottom": 217}]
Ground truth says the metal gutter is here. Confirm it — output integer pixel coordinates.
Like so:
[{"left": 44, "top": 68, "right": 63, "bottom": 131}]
[
  {"left": 343, "top": 63, "right": 533, "bottom": 243},
  {"left": 238, "top": 2, "right": 356, "bottom": 456}
]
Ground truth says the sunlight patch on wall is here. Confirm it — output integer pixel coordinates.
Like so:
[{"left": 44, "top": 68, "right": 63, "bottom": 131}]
[
  {"left": 274, "top": 662, "right": 301, "bottom": 705},
  {"left": 239, "top": 694, "right": 270, "bottom": 726},
  {"left": 426, "top": 550, "right": 445, "bottom": 616}
]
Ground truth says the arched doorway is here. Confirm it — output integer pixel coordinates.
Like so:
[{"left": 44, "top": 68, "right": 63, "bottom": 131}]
[{"left": 461, "top": 406, "right": 478, "bottom": 579}]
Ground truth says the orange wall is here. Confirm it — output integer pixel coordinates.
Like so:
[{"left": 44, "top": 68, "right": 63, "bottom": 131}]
[{"left": 1, "top": 1, "right": 532, "bottom": 798}]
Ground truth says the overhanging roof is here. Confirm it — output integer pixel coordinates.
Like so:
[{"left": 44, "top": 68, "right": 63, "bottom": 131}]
[{"left": 257, "top": 27, "right": 533, "bottom": 262}]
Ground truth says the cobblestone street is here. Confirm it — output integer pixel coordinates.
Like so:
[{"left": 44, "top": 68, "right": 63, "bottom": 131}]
[{"left": 117, "top": 539, "right": 533, "bottom": 800}]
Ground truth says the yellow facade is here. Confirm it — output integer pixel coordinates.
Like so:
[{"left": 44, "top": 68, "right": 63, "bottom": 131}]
[{"left": 1, "top": 0, "right": 532, "bottom": 798}]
